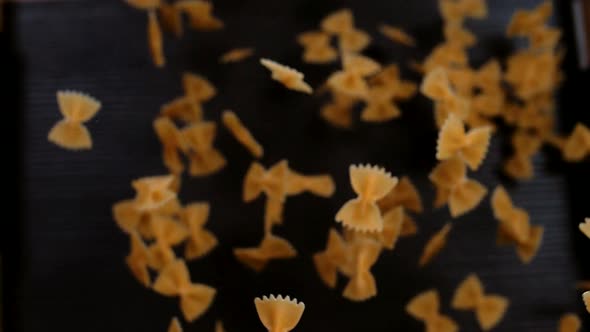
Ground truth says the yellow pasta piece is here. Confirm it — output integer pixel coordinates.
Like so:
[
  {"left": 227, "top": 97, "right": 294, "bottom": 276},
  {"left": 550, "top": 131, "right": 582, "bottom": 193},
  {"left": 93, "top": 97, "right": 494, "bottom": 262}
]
[
  {"left": 583, "top": 292, "right": 590, "bottom": 313},
  {"left": 419, "top": 223, "right": 452, "bottom": 267},
  {"left": 147, "top": 215, "right": 188, "bottom": 270},
  {"left": 182, "top": 122, "right": 227, "bottom": 177},
  {"left": 113, "top": 198, "right": 181, "bottom": 235},
  {"left": 401, "top": 212, "right": 419, "bottom": 237},
  {"left": 125, "top": 0, "right": 160, "bottom": 10},
  {"left": 336, "top": 164, "right": 399, "bottom": 232},
  {"left": 153, "top": 259, "right": 216, "bottom": 322},
  {"left": 506, "top": 1, "right": 552, "bottom": 37},
  {"left": 473, "top": 59, "right": 502, "bottom": 92},
  {"left": 175, "top": 0, "right": 223, "bottom": 31},
  {"left": 327, "top": 53, "right": 381, "bottom": 99},
  {"left": 168, "top": 317, "right": 182, "bottom": 332},
  {"left": 471, "top": 91, "right": 504, "bottom": 117},
  {"left": 563, "top": 123, "right": 590, "bottom": 162},
  {"left": 219, "top": 48, "right": 255, "bottom": 64},
  {"left": 297, "top": 31, "right": 331, "bottom": 48},
  {"left": 342, "top": 237, "right": 382, "bottom": 301},
  {"left": 503, "top": 154, "right": 534, "bottom": 181},
  {"left": 379, "top": 24, "right": 416, "bottom": 47},
  {"left": 437, "top": 114, "right": 492, "bottom": 170},
  {"left": 313, "top": 228, "right": 348, "bottom": 288},
  {"left": 378, "top": 206, "right": 405, "bottom": 249},
  {"left": 342, "top": 53, "right": 382, "bottom": 77},
  {"left": 320, "top": 92, "right": 357, "bottom": 128},
  {"left": 422, "top": 43, "right": 469, "bottom": 73},
  {"left": 558, "top": 313, "right": 581, "bottom": 332},
  {"left": 132, "top": 175, "right": 177, "bottom": 212},
  {"left": 222, "top": 110, "right": 264, "bottom": 158},
  {"left": 154, "top": 117, "right": 189, "bottom": 174},
  {"left": 234, "top": 233, "right": 297, "bottom": 272},
  {"left": 406, "top": 289, "right": 459, "bottom": 332},
  {"left": 126, "top": 230, "right": 152, "bottom": 287},
  {"left": 452, "top": 274, "right": 509, "bottom": 331},
  {"left": 580, "top": 218, "right": 590, "bottom": 239},
  {"left": 378, "top": 176, "right": 423, "bottom": 214},
  {"left": 429, "top": 158, "right": 487, "bottom": 217},
  {"left": 339, "top": 28, "right": 371, "bottom": 53},
  {"left": 444, "top": 22, "right": 477, "bottom": 48},
  {"left": 297, "top": 31, "right": 338, "bottom": 64},
  {"left": 421, "top": 67, "right": 455, "bottom": 101},
  {"left": 183, "top": 72, "right": 217, "bottom": 103},
  {"left": 159, "top": 3, "right": 183, "bottom": 38},
  {"left": 263, "top": 196, "right": 286, "bottom": 233},
  {"left": 321, "top": 9, "right": 354, "bottom": 35},
  {"left": 260, "top": 58, "right": 312, "bottom": 94},
  {"left": 148, "top": 11, "right": 165, "bottom": 68},
  {"left": 161, "top": 96, "right": 203, "bottom": 124},
  {"left": 181, "top": 202, "right": 218, "bottom": 260},
  {"left": 360, "top": 86, "right": 400, "bottom": 123},
  {"left": 48, "top": 91, "right": 101, "bottom": 150},
  {"left": 286, "top": 169, "right": 335, "bottom": 198},
  {"left": 254, "top": 295, "right": 305, "bottom": 332},
  {"left": 243, "top": 160, "right": 289, "bottom": 203}
]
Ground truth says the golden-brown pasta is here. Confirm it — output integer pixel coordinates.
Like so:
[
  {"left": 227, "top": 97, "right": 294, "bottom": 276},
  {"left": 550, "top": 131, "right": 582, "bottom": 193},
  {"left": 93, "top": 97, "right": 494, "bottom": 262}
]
[
  {"left": 48, "top": 91, "right": 101, "bottom": 150},
  {"left": 339, "top": 28, "right": 371, "bottom": 53},
  {"left": 175, "top": 0, "right": 223, "bottom": 31},
  {"left": 161, "top": 96, "right": 203, "bottom": 124},
  {"left": 313, "top": 228, "right": 348, "bottom": 288},
  {"left": 576, "top": 280, "right": 590, "bottom": 290},
  {"left": 360, "top": 87, "right": 401, "bottom": 123},
  {"left": 147, "top": 215, "right": 188, "bottom": 270},
  {"left": 126, "top": 230, "right": 152, "bottom": 287},
  {"left": 219, "top": 48, "right": 255, "bottom": 63},
  {"left": 583, "top": 291, "right": 590, "bottom": 313},
  {"left": 452, "top": 274, "right": 509, "bottom": 331},
  {"left": 420, "top": 67, "right": 454, "bottom": 101},
  {"left": 113, "top": 198, "right": 181, "bottom": 235},
  {"left": 234, "top": 233, "right": 297, "bottom": 272},
  {"left": 406, "top": 289, "right": 459, "bottom": 332},
  {"left": 222, "top": 110, "right": 264, "bottom": 158},
  {"left": 297, "top": 31, "right": 338, "bottom": 64},
  {"left": 342, "top": 237, "right": 382, "bottom": 301},
  {"left": 320, "top": 92, "right": 357, "bottom": 128},
  {"left": 422, "top": 43, "right": 468, "bottom": 73},
  {"left": 153, "top": 259, "right": 216, "bottom": 322},
  {"left": 168, "top": 317, "right": 182, "bottom": 332},
  {"left": 503, "top": 154, "right": 534, "bottom": 181},
  {"left": 148, "top": 11, "right": 165, "bottom": 68},
  {"left": 563, "top": 123, "right": 590, "bottom": 162},
  {"left": 263, "top": 197, "right": 285, "bottom": 233},
  {"left": 243, "top": 160, "right": 289, "bottom": 203},
  {"left": 378, "top": 206, "right": 405, "bottom": 250},
  {"left": 379, "top": 24, "right": 416, "bottom": 47},
  {"left": 444, "top": 22, "right": 477, "bottom": 48},
  {"left": 327, "top": 53, "right": 380, "bottom": 99},
  {"left": 558, "top": 313, "right": 581, "bottom": 332},
  {"left": 530, "top": 26, "right": 561, "bottom": 51},
  {"left": 437, "top": 114, "right": 492, "bottom": 170},
  {"left": 154, "top": 117, "right": 189, "bottom": 174},
  {"left": 580, "top": 218, "right": 590, "bottom": 239},
  {"left": 181, "top": 202, "right": 218, "bottom": 260},
  {"left": 419, "top": 223, "right": 452, "bottom": 267},
  {"left": 132, "top": 175, "right": 177, "bottom": 212},
  {"left": 260, "top": 58, "right": 313, "bottom": 94},
  {"left": 124, "top": 0, "right": 160, "bottom": 10},
  {"left": 401, "top": 213, "right": 419, "bottom": 237},
  {"left": 378, "top": 176, "right": 423, "bottom": 214},
  {"left": 181, "top": 122, "right": 227, "bottom": 177},
  {"left": 321, "top": 9, "right": 354, "bottom": 35},
  {"left": 506, "top": 1, "right": 552, "bottom": 37},
  {"left": 336, "top": 164, "right": 398, "bottom": 232},
  {"left": 159, "top": 3, "right": 183, "bottom": 38},
  {"left": 183, "top": 72, "right": 217, "bottom": 103},
  {"left": 286, "top": 170, "right": 335, "bottom": 198},
  {"left": 254, "top": 295, "right": 305, "bottom": 332}
]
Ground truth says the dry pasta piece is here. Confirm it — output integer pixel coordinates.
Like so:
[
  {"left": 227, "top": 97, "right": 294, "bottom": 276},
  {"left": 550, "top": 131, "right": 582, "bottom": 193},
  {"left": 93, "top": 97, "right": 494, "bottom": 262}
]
[
  {"left": 377, "top": 206, "right": 404, "bottom": 250},
  {"left": 429, "top": 158, "right": 487, "bottom": 217},
  {"left": 320, "top": 92, "right": 357, "bottom": 128},
  {"left": 321, "top": 9, "right": 354, "bottom": 35},
  {"left": 297, "top": 31, "right": 338, "bottom": 64},
  {"left": 148, "top": 11, "right": 165, "bottom": 68},
  {"left": 125, "top": 0, "right": 160, "bottom": 10},
  {"left": 48, "top": 91, "right": 101, "bottom": 150},
  {"left": 339, "top": 28, "right": 371, "bottom": 53},
  {"left": 243, "top": 160, "right": 289, "bottom": 203},
  {"left": 327, "top": 53, "right": 381, "bottom": 99},
  {"left": 132, "top": 175, "right": 177, "bottom": 212},
  {"left": 260, "top": 58, "right": 313, "bottom": 94},
  {"left": 147, "top": 215, "right": 188, "bottom": 270},
  {"left": 563, "top": 123, "right": 590, "bottom": 162},
  {"left": 222, "top": 110, "right": 264, "bottom": 158},
  {"left": 181, "top": 202, "right": 218, "bottom": 260},
  {"left": 437, "top": 114, "right": 492, "bottom": 170},
  {"left": 580, "top": 218, "right": 590, "bottom": 239},
  {"left": 183, "top": 72, "right": 217, "bottom": 103},
  {"left": 378, "top": 176, "right": 423, "bottom": 214},
  {"left": 473, "top": 59, "right": 502, "bottom": 91},
  {"left": 530, "top": 26, "right": 561, "bottom": 51},
  {"left": 558, "top": 313, "right": 581, "bottom": 332},
  {"left": 313, "top": 228, "right": 348, "bottom": 288},
  {"left": 379, "top": 24, "right": 416, "bottom": 47},
  {"left": 444, "top": 22, "right": 477, "bottom": 48},
  {"left": 286, "top": 169, "right": 335, "bottom": 198},
  {"left": 168, "top": 317, "right": 182, "bottom": 332},
  {"left": 112, "top": 198, "right": 181, "bottom": 235},
  {"left": 419, "top": 223, "right": 452, "bottom": 267},
  {"left": 406, "top": 289, "right": 459, "bottom": 332},
  {"left": 335, "top": 164, "right": 398, "bottom": 232},
  {"left": 361, "top": 87, "right": 401, "bottom": 123},
  {"left": 175, "top": 0, "right": 223, "bottom": 31},
  {"left": 576, "top": 281, "right": 590, "bottom": 290},
  {"left": 452, "top": 274, "right": 509, "bottom": 331},
  {"left": 154, "top": 117, "right": 189, "bottom": 174},
  {"left": 215, "top": 321, "right": 225, "bottom": 332},
  {"left": 297, "top": 31, "right": 332, "bottom": 48},
  {"left": 153, "top": 259, "right": 216, "bottom": 322},
  {"left": 506, "top": 1, "right": 552, "bottom": 37},
  {"left": 342, "top": 237, "right": 382, "bottom": 301},
  {"left": 422, "top": 43, "right": 469, "bottom": 73},
  {"left": 503, "top": 131, "right": 542, "bottom": 180},
  {"left": 159, "top": 3, "right": 183, "bottom": 38},
  {"left": 401, "top": 213, "right": 419, "bottom": 237},
  {"left": 234, "top": 233, "right": 297, "bottom": 272},
  {"left": 219, "top": 48, "right": 254, "bottom": 63},
  {"left": 182, "top": 122, "right": 227, "bottom": 177},
  {"left": 263, "top": 197, "right": 286, "bottom": 233},
  {"left": 254, "top": 295, "right": 305, "bottom": 332},
  {"left": 126, "top": 230, "right": 152, "bottom": 287},
  {"left": 583, "top": 292, "right": 590, "bottom": 313},
  {"left": 420, "top": 67, "right": 454, "bottom": 101},
  {"left": 161, "top": 96, "right": 203, "bottom": 124},
  {"left": 503, "top": 154, "right": 534, "bottom": 181}
]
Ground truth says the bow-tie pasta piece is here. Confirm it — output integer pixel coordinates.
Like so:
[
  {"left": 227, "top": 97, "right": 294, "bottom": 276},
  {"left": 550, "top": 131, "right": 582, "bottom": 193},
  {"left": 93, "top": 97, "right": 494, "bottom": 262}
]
[
  {"left": 286, "top": 169, "right": 335, "bottom": 198},
  {"left": 148, "top": 11, "right": 165, "bottom": 68},
  {"left": 580, "top": 218, "right": 590, "bottom": 239},
  {"left": 175, "top": 0, "right": 223, "bottom": 31},
  {"left": 379, "top": 24, "right": 416, "bottom": 47},
  {"left": 342, "top": 237, "right": 382, "bottom": 301},
  {"left": 297, "top": 31, "right": 338, "bottom": 64},
  {"left": 452, "top": 274, "right": 509, "bottom": 330},
  {"left": 182, "top": 122, "right": 227, "bottom": 177},
  {"left": 437, "top": 114, "right": 492, "bottom": 171},
  {"left": 297, "top": 31, "right": 332, "bottom": 48},
  {"left": 374, "top": 206, "right": 405, "bottom": 250},
  {"left": 181, "top": 202, "right": 218, "bottom": 260},
  {"left": 506, "top": 1, "right": 552, "bottom": 37},
  {"left": 153, "top": 259, "right": 216, "bottom": 322},
  {"left": 503, "top": 154, "right": 534, "bottom": 181},
  {"left": 584, "top": 292, "right": 590, "bottom": 313},
  {"left": 558, "top": 313, "right": 581, "bottom": 332},
  {"left": 378, "top": 176, "right": 423, "bottom": 214},
  {"left": 154, "top": 117, "right": 189, "bottom": 174},
  {"left": 529, "top": 26, "right": 561, "bottom": 51},
  {"left": 124, "top": 0, "right": 160, "bottom": 10},
  {"left": 132, "top": 175, "right": 177, "bottom": 212},
  {"left": 336, "top": 164, "right": 398, "bottom": 232},
  {"left": 320, "top": 92, "right": 357, "bottom": 128},
  {"left": 222, "top": 110, "right": 264, "bottom": 158},
  {"left": 406, "top": 289, "right": 459, "bottom": 332},
  {"left": 147, "top": 215, "right": 188, "bottom": 270},
  {"left": 161, "top": 96, "right": 203, "bottom": 124},
  {"left": 444, "top": 22, "right": 477, "bottom": 48},
  {"left": 360, "top": 87, "right": 401, "bottom": 123},
  {"left": 401, "top": 213, "right": 419, "bottom": 237},
  {"left": 419, "top": 223, "right": 452, "bottom": 267},
  {"left": 321, "top": 9, "right": 353, "bottom": 35},
  {"left": 168, "top": 317, "right": 182, "bottom": 332},
  {"left": 343, "top": 53, "right": 382, "bottom": 77},
  {"left": 339, "top": 28, "right": 371, "bottom": 53},
  {"left": 313, "top": 228, "right": 348, "bottom": 288},
  {"left": 243, "top": 160, "right": 289, "bottom": 203},
  {"left": 48, "top": 91, "right": 101, "bottom": 150},
  {"left": 183, "top": 72, "right": 217, "bottom": 103},
  {"left": 233, "top": 233, "right": 297, "bottom": 272},
  {"left": 254, "top": 295, "right": 305, "bottom": 332},
  {"left": 219, "top": 48, "right": 254, "bottom": 64},
  {"left": 112, "top": 197, "right": 181, "bottom": 236},
  {"left": 159, "top": 3, "right": 183, "bottom": 38},
  {"left": 563, "top": 123, "right": 590, "bottom": 162},
  {"left": 126, "top": 230, "right": 153, "bottom": 287},
  {"left": 260, "top": 58, "right": 313, "bottom": 94},
  {"left": 421, "top": 67, "right": 454, "bottom": 101}
]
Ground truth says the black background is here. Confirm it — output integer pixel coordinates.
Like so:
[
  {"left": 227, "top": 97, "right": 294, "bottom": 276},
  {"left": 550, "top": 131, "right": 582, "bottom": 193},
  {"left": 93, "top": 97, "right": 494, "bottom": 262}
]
[{"left": 2, "top": 0, "right": 589, "bottom": 331}]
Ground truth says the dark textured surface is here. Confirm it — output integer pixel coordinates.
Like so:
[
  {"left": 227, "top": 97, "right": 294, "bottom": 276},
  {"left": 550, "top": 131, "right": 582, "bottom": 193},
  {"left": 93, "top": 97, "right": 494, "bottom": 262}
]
[{"left": 4, "top": 0, "right": 590, "bottom": 331}]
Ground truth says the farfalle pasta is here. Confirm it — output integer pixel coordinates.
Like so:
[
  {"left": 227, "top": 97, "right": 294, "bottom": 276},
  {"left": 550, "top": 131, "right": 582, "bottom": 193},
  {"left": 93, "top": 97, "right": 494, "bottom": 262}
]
[
  {"left": 182, "top": 122, "right": 227, "bottom": 176},
  {"left": 452, "top": 274, "right": 509, "bottom": 330},
  {"left": 583, "top": 292, "right": 590, "bottom": 313},
  {"left": 297, "top": 31, "right": 337, "bottom": 64},
  {"left": 327, "top": 53, "right": 381, "bottom": 99},
  {"left": 320, "top": 92, "right": 357, "bottom": 128},
  {"left": 580, "top": 218, "right": 590, "bottom": 239},
  {"left": 562, "top": 123, "right": 590, "bottom": 162},
  {"left": 183, "top": 72, "right": 217, "bottom": 103},
  {"left": 132, "top": 175, "right": 177, "bottom": 212},
  {"left": 378, "top": 176, "right": 423, "bottom": 214},
  {"left": 342, "top": 237, "right": 382, "bottom": 301},
  {"left": 254, "top": 295, "right": 305, "bottom": 332},
  {"left": 429, "top": 158, "right": 487, "bottom": 217},
  {"left": 233, "top": 233, "right": 297, "bottom": 272},
  {"left": 160, "top": 96, "right": 203, "bottom": 124},
  {"left": 504, "top": 131, "right": 542, "bottom": 180},
  {"left": 126, "top": 230, "right": 152, "bottom": 287},
  {"left": 154, "top": 117, "right": 189, "bottom": 174},
  {"left": 506, "top": 1, "right": 552, "bottom": 37},
  {"left": 286, "top": 170, "right": 335, "bottom": 198},
  {"left": 153, "top": 259, "right": 216, "bottom": 322},
  {"left": 219, "top": 48, "right": 254, "bottom": 63},
  {"left": 148, "top": 10, "right": 165, "bottom": 67},
  {"left": 222, "top": 110, "right": 264, "bottom": 158},
  {"left": 406, "top": 289, "right": 459, "bottom": 332},
  {"left": 558, "top": 313, "right": 581, "bottom": 332},
  {"left": 260, "top": 58, "right": 313, "bottom": 94},
  {"left": 419, "top": 223, "right": 452, "bottom": 267},
  {"left": 335, "top": 164, "right": 398, "bottom": 232},
  {"left": 175, "top": 0, "right": 223, "bottom": 31},
  {"left": 243, "top": 160, "right": 289, "bottom": 203},
  {"left": 379, "top": 24, "right": 416, "bottom": 47},
  {"left": 113, "top": 197, "right": 181, "bottom": 235},
  {"left": 147, "top": 215, "right": 188, "bottom": 270},
  {"left": 360, "top": 86, "right": 401, "bottom": 123},
  {"left": 437, "top": 114, "right": 492, "bottom": 170},
  {"left": 313, "top": 228, "right": 348, "bottom": 288},
  {"left": 180, "top": 202, "right": 218, "bottom": 260},
  {"left": 321, "top": 9, "right": 370, "bottom": 53},
  {"left": 48, "top": 91, "right": 101, "bottom": 150}
]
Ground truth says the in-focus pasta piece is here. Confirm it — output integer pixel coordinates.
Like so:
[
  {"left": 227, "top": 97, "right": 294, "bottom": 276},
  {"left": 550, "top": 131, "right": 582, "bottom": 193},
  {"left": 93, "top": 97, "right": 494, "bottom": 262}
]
[
  {"left": 419, "top": 223, "right": 452, "bottom": 267},
  {"left": 222, "top": 110, "right": 264, "bottom": 158},
  {"left": 48, "top": 91, "right": 101, "bottom": 150},
  {"left": 313, "top": 229, "right": 348, "bottom": 288},
  {"left": 234, "top": 233, "right": 297, "bottom": 272},
  {"left": 175, "top": 0, "right": 223, "bottom": 31},
  {"left": 558, "top": 313, "right": 581, "bottom": 332},
  {"left": 254, "top": 295, "right": 305, "bottom": 332},
  {"left": 379, "top": 24, "right": 416, "bottom": 47},
  {"left": 406, "top": 289, "right": 459, "bottom": 332},
  {"left": 148, "top": 11, "right": 165, "bottom": 67},
  {"left": 181, "top": 202, "right": 218, "bottom": 260},
  {"left": 219, "top": 48, "right": 255, "bottom": 63},
  {"left": 260, "top": 58, "right": 313, "bottom": 94},
  {"left": 342, "top": 237, "right": 382, "bottom": 301}
]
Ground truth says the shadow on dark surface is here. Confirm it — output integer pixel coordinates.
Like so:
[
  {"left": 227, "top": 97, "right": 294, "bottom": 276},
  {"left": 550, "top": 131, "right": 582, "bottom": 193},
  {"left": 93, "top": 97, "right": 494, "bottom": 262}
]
[{"left": 4, "top": 0, "right": 590, "bottom": 331}]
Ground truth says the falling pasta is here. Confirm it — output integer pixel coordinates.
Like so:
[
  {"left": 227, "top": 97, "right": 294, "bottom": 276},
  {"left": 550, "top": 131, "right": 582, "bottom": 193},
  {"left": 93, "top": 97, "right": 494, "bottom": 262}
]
[
  {"left": 580, "top": 218, "right": 590, "bottom": 239},
  {"left": 419, "top": 223, "right": 452, "bottom": 267},
  {"left": 437, "top": 114, "right": 492, "bottom": 170},
  {"left": 233, "top": 233, "right": 297, "bottom": 272},
  {"left": 219, "top": 48, "right": 255, "bottom": 63},
  {"left": 254, "top": 295, "right": 305, "bottom": 332},
  {"left": 180, "top": 202, "right": 218, "bottom": 260},
  {"left": 341, "top": 237, "right": 382, "bottom": 301},
  {"left": 406, "top": 289, "right": 459, "bottom": 332},
  {"left": 48, "top": 91, "right": 101, "bottom": 150},
  {"left": 222, "top": 110, "right": 264, "bottom": 158},
  {"left": 313, "top": 228, "right": 347, "bottom": 288},
  {"left": 558, "top": 313, "right": 581, "bottom": 332},
  {"left": 168, "top": 317, "right": 182, "bottom": 332},
  {"left": 260, "top": 58, "right": 313, "bottom": 94},
  {"left": 379, "top": 24, "right": 416, "bottom": 47}
]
